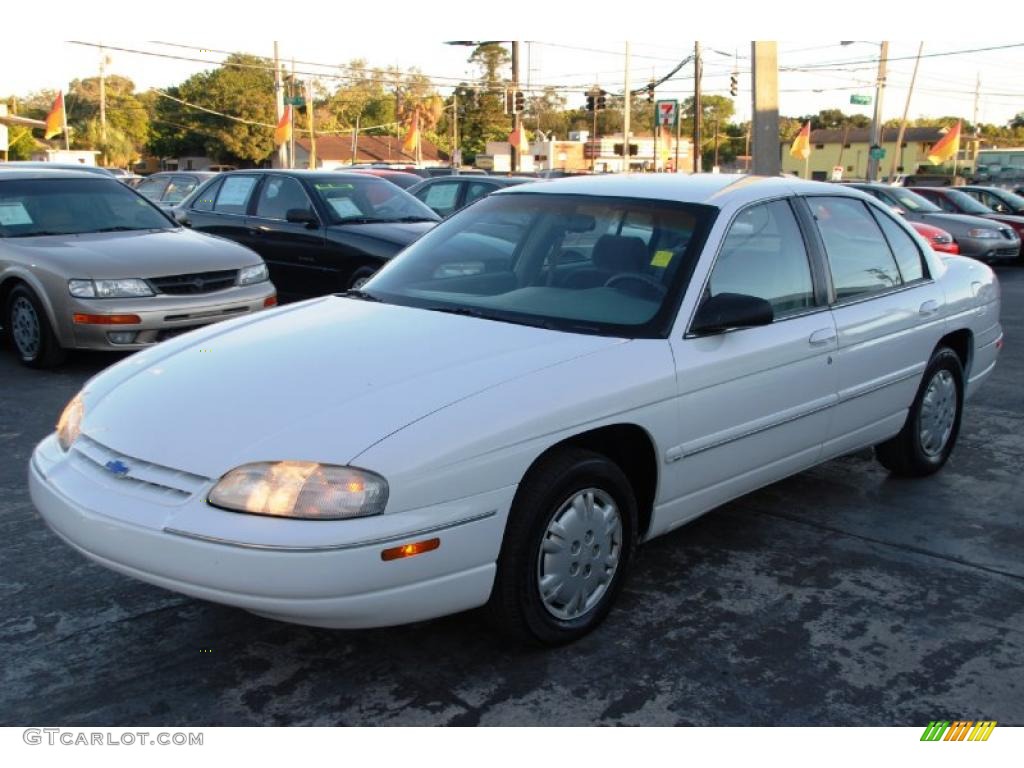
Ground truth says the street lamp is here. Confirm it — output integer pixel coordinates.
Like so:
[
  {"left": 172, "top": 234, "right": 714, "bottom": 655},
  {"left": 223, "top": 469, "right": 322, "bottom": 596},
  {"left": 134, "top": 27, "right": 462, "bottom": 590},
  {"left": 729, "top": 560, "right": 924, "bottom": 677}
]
[{"left": 842, "top": 40, "right": 889, "bottom": 181}]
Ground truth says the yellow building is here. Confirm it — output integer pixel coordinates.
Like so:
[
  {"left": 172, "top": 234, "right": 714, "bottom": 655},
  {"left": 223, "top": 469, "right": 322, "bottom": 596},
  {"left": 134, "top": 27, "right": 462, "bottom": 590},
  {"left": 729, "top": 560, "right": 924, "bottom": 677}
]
[{"left": 782, "top": 126, "right": 981, "bottom": 181}]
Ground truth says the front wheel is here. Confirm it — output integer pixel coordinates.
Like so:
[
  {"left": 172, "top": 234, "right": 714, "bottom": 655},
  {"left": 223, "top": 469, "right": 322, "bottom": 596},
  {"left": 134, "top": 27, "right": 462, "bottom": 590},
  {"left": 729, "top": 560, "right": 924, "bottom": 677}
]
[
  {"left": 485, "top": 447, "right": 637, "bottom": 646},
  {"left": 5, "top": 285, "right": 66, "bottom": 369},
  {"left": 876, "top": 346, "right": 964, "bottom": 476},
  {"left": 347, "top": 267, "right": 377, "bottom": 290}
]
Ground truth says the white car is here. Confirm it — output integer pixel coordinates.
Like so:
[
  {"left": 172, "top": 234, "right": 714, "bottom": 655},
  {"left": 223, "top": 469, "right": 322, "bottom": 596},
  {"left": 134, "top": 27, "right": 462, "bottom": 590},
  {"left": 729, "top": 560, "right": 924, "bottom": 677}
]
[{"left": 29, "top": 175, "right": 1002, "bottom": 645}]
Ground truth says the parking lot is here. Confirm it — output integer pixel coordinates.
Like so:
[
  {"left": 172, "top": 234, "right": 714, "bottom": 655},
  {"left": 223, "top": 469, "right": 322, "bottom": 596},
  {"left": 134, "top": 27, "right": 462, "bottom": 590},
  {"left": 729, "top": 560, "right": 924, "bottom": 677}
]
[{"left": 1, "top": 264, "right": 1021, "bottom": 727}]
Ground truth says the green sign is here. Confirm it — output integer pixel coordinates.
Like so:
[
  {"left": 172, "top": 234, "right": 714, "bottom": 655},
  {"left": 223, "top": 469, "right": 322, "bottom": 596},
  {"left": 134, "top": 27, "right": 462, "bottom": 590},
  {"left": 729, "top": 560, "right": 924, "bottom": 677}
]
[
  {"left": 850, "top": 94, "right": 872, "bottom": 106},
  {"left": 286, "top": 96, "right": 306, "bottom": 107},
  {"left": 869, "top": 146, "right": 886, "bottom": 160}
]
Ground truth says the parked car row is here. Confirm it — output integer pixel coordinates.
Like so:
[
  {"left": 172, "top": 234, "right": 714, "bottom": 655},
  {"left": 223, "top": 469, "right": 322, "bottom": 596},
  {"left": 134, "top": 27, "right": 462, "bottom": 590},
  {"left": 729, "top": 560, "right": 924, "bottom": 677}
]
[{"left": 28, "top": 173, "right": 1003, "bottom": 645}]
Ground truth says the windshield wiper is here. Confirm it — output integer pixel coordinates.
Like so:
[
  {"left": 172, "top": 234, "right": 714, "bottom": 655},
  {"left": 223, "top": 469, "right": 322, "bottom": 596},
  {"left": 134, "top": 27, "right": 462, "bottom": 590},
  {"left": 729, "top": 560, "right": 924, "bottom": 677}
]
[
  {"left": 335, "top": 217, "right": 381, "bottom": 225},
  {"left": 91, "top": 226, "right": 150, "bottom": 233},
  {"left": 423, "top": 305, "right": 491, "bottom": 319},
  {"left": 5, "top": 230, "right": 67, "bottom": 237},
  {"left": 380, "top": 216, "right": 437, "bottom": 223},
  {"left": 338, "top": 289, "right": 382, "bottom": 302}
]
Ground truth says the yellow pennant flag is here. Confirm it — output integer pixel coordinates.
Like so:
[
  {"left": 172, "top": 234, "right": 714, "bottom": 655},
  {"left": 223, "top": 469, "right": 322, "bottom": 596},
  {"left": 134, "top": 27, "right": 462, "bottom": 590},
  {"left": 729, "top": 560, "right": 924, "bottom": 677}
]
[
  {"left": 274, "top": 106, "right": 292, "bottom": 146},
  {"left": 927, "top": 121, "right": 961, "bottom": 165},
  {"left": 44, "top": 91, "right": 65, "bottom": 140},
  {"left": 790, "top": 121, "right": 811, "bottom": 160},
  {"left": 508, "top": 123, "right": 530, "bottom": 154},
  {"left": 401, "top": 111, "right": 420, "bottom": 155}
]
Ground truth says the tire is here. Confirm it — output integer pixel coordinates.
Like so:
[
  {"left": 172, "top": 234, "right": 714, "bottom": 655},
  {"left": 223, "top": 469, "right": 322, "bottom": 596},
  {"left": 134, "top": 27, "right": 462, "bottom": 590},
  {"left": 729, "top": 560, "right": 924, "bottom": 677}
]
[
  {"left": 5, "top": 285, "right": 66, "bottom": 369},
  {"left": 485, "top": 447, "right": 638, "bottom": 646},
  {"left": 876, "top": 346, "right": 964, "bottom": 477},
  {"left": 347, "top": 267, "right": 377, "bottom": 290}
]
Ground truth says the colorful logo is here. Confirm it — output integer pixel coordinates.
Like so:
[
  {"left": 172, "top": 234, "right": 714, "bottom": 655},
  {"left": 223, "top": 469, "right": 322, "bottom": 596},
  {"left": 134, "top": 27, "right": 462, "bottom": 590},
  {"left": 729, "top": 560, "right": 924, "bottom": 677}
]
[{"left": 920, "top": 721, "right": 997, "bottom": 742}]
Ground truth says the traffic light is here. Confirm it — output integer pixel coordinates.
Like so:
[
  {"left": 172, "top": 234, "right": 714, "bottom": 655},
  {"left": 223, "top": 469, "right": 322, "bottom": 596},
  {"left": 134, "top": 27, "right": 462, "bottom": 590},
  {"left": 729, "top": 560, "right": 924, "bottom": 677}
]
[
  {"left": 514, "top": 90, "right": 525, "bottom": 113},
  {"left": 504, "top": 88, "right": 512, "bottom": 114},
  {"left": 646, "top": 82, "right": 655, "bottom": 103},
  {"left": 730, "top": 72, "right": 738, "bottom": 98},
  {"left": 596, "top": 91, "right": 607, "bottom": 111},
  {"left": 585, "top": 93, "right": 596, "bottom": 111}
]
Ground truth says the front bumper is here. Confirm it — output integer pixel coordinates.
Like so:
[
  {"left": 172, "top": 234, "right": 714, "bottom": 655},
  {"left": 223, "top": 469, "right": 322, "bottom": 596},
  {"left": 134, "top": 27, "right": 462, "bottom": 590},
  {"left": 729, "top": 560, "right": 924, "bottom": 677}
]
[
  {"left": 955, "top": 235, "right": 1020, "bottom": 261},
  {"left": 29, "top": 434, "right": 510, "bottom": 629},
  {"left": 60, "top": 282, "right": 276, "bottom": 351}
]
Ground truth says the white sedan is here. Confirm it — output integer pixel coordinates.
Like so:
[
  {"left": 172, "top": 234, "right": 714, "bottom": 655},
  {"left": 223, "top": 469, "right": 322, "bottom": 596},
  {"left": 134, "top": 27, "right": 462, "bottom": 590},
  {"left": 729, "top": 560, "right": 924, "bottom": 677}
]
[{"left": 29, "top": 174, "right": 1002, "bottom": 645}]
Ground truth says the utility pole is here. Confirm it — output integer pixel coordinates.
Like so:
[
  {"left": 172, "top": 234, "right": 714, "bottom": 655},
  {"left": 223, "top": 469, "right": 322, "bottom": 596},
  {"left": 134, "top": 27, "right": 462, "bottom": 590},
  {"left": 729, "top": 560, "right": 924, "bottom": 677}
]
[
  {"left": 866, "top": 40, "right": 889, "bottom": 182},
  {"left": 451, "top": 90, "right": 459, "bottom": 169},
  {"left": 511, "top": 41, "right": 520, "bottom": 173},
  {"left": 290, "top": 58, "right": 297, "bottom": 169},
  {"left": 972, "top": 72, "right": 981, "bottom": 131},
  {"left": 273, "top": 42, "right": 286, "bottom": 169},
  {"left": 751, "top": 41, "right": 779, "bottom": 176},
  {"left": 889, "top": 42, "right": 923, "bottom": 181},
  {"left": 693, "top": 41, "right": 702, "bottom": 173},
  {"left": 99, "top": 45, "right": 107, "bottom": 145},
  {"left": 623, "top": 41, "right": 631, "bottom": 173},
  {"left": 307, "top": 79, "right": 317, "bottom": 169},
  {"left": 713, "top": 119, "right": 719, "bottom": 169}
]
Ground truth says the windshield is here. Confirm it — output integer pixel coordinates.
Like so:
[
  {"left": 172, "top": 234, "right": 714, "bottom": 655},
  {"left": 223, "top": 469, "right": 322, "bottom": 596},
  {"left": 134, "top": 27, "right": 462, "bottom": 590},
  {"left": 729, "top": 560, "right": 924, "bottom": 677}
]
[
  {"left": 360, "top": 192, "right": 716, "bottom": 338},
  {"left": 992, "top": 188, "right": 1024, "bottom": 211},
  {"left": 309, "top": 176, "right": 439, "bottom": 224},
  {"left": 887, "top": 188, "right": 941, "bottom": 213},
  {"left": 943, "top": 188, "right": 998, "bottom": 215},
  {"left": 0, "top": 177, "right": 174, "bottom": 237}
]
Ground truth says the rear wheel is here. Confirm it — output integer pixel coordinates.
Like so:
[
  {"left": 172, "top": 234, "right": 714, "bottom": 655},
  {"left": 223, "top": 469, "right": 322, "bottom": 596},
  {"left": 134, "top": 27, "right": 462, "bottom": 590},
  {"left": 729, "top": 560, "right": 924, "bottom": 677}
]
[
  {"left": 5, "top": 285, "right": 66, "bottom": 369},
  {"left": 348, "top": 267, "right": 377, "bottom": 290},
  {"left": 876, "top": 346, "right": 963, "bottom": 476},
  {"left": 485, "top": 447, "right": 637, "bottom": 646}
]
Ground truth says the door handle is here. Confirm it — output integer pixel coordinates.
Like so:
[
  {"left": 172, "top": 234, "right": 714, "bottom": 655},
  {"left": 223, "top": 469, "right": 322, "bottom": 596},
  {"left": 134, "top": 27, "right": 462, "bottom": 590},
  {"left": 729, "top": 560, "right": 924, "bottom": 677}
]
[
  {"left": 809, "top": 328, "right": 837, "bottom": 346},
  {"left": 296, "top": 255, "right": 316, "bottom": 263},
  {"left": 919, "top": 299, "right": 939, "bottom": 316}
]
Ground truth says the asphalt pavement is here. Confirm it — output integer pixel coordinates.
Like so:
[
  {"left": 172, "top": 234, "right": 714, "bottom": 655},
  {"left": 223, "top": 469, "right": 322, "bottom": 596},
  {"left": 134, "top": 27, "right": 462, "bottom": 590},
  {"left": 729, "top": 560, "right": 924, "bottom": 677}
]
[{"left": 1, "top": 265, "right": 1022, "bottom": 726}]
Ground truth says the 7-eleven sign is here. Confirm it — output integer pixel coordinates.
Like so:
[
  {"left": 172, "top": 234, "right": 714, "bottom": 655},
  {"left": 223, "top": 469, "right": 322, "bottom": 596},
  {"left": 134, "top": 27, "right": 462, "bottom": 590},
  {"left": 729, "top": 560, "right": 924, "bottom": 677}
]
[{"left": 656, "top": 99, "right": 678, "bottom": 129}]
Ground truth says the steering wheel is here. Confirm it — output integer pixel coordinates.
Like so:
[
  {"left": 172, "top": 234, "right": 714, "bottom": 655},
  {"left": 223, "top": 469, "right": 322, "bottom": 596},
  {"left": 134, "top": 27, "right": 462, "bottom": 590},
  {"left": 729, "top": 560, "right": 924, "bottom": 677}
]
[{"left": 604, "top": 273, "right": 667, "bottom": 299}]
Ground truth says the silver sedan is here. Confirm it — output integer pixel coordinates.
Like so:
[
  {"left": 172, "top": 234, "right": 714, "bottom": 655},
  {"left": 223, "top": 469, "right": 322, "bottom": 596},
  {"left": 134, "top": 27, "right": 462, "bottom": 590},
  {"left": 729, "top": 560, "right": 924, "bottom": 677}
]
[{"left": 0, "top": 170, "right": 276, "bottom": 368}]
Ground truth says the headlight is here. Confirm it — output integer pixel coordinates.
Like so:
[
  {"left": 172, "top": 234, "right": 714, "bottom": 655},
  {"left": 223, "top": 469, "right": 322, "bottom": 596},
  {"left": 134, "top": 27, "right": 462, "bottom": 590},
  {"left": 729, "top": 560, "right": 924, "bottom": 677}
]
[
  {"left": 967, "top": 228, "right": 999, "bottom": 239},
  {"left": 208, "top": 461, "right": 388, "bottom": 520},
  {"left": 68, "top": 278, "right": 154, "bottom": 298},
  {"left": 56, "top": 393, "right": 84, "bottom": 451},
  {"left": 237, "top": 264, "right": 269, "bottom": 285}
]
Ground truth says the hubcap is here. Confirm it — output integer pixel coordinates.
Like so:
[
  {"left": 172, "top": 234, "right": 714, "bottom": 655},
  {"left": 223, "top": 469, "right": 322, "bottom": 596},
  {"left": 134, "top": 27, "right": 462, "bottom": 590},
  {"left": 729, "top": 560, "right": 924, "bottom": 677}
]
[
  {"left": 919, "top": 369, "right": 957, "bottom": 457},
  {"left": 536, "top": 488, "right": 623, "bottom": 621},
  {"left": 10, "top": 297, "right": 40, "bottom": 359}
]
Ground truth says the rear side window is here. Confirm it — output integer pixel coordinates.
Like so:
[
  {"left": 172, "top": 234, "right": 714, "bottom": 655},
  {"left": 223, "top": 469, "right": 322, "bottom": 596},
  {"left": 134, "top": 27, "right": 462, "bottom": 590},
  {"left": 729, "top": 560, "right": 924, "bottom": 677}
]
[
  {"left": 871, "top": 209, "right": 926, "bottom": 283},
  {"left": 164, "top": 176, "right": 199, "bottom": 204},
  {"left": 420, "top": 181, "right": 461, "bottom": 216},
  {"left": 135, "top": 176, "right": 169, "bottom": 201},
  {"left": 214, "top": 175, "right": 258, "bottom": 214},
  {"left": 810, "top": 197, "right": 902, "bottom": 300},
  {"left": 464, "top": 181, "right": 496, "bottom": 206},
  {"left": 191, "top": 179, "right": 221, "bottom": 211},
  {"left": 709, "top": 199, "right": 815, "bottom": 318}
]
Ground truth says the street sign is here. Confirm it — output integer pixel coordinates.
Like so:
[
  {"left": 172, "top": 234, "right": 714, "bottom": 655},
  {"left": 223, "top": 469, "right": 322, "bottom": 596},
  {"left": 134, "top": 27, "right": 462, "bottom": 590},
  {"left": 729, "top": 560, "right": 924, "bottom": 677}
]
[
  {"left": 850, "top": 94, "right": 872, "bottom": 106},
  {"left": 655, "top": 99, "right": 678, "bottom": 129},
  {"left": 831, "top": 166, "right": 844, "bottom": 181},
  {"left": 869, "top": 145, "right": 886, "bottom": 160},
  {"left": 286, "top": 96, "right": 306, "bottom": 107}
]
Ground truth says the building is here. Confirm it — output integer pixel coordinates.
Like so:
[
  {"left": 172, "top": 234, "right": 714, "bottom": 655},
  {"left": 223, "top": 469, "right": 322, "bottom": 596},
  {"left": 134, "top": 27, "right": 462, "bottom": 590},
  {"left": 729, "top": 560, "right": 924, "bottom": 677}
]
[
  {"left": 293, "top": 135, "right": 446, "bottom": 168},
  {"left": 28, "top": 149, "right": 101, "bottom": 166},
  {"left": 477, "top": 131, "right": 693, "bottom": 174},
  {"left": 781, "top": 126, "right": 982, "bottom": 181}
]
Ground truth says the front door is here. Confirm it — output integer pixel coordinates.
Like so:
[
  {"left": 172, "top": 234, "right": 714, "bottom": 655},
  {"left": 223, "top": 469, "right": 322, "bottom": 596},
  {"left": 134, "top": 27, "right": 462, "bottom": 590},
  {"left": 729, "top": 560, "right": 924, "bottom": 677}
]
[{"left": 659, "top": 198, "right": 838, "bottom": 534}]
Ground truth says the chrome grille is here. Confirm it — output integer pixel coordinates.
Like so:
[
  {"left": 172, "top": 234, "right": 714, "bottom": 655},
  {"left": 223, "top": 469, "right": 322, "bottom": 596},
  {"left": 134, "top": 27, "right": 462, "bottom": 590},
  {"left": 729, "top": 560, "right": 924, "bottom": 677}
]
[
  {"left": 72, "top": 435, "right": 209, "bottom": 504},
  {"left": 149, "top": 270, "right": 238, "bottom": 295}
]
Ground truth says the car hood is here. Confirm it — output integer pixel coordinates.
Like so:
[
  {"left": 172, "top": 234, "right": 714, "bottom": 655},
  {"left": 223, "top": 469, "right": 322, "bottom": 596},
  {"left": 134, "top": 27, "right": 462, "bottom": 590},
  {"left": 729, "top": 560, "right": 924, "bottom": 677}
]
[
  {"left": 80, "top": 297, "right": 626, "bottom": 477},
  {"left": 327, "top": 221, "right": 435, "bottom": 250},
  {"left": 2, "top": 228, "right": 261, "bottom": 278},
  {"left": 917, "top": 211, "right": 1009, "bottom": 234}
]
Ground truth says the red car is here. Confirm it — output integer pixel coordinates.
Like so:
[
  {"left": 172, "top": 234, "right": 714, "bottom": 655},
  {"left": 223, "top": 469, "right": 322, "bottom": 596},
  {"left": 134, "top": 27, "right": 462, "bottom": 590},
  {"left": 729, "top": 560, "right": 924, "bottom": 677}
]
[{"left": 909, "top": 221, "right": 960, "bottom": 255}]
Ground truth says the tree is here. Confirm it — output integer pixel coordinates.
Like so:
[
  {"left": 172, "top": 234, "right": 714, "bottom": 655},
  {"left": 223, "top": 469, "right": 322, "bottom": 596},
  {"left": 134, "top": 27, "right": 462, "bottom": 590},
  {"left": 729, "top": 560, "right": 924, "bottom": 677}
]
[
  {"left": 148, "top": 54, "right": 276, "bottom": 165},
  {"left": 66, "top": 75, "right": 150, "bottom": 166},
  {"left": 1011, "top": 112, "right": 1024, "bottom": 130},
  {"left": 458, "top": 43, "right": 513, "bottom": 162}
]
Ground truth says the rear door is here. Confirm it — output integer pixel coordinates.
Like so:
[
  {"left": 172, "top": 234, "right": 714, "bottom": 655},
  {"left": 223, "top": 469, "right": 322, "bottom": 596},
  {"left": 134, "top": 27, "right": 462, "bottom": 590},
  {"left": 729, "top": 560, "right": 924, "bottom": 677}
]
[
  {"left": 246, "top": 175, "right": 326, "bottom": 300},
  {"left": 185, "top": 173, "right": 259, "bottom": 245},
  {"left": 807, "top": 195, "right": 945, "bottom": 458}
]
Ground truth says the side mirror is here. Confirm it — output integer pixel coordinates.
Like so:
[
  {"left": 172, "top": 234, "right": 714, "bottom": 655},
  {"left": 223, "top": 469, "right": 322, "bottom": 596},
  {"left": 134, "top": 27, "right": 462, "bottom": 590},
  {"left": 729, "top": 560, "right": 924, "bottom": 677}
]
[
  {"left": 286, "top": 208, "right": 319, "bottom": 227},
  {"left": 691, "top": 293, "right": 774, "bottom": 335}
]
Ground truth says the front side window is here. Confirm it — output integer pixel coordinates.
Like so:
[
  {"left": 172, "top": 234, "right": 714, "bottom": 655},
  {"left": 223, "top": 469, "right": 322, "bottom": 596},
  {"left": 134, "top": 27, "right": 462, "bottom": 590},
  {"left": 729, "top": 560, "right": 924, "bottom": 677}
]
[
  {"left": 464, "top": 181, "right": 497, "bottom": 207},
  {"left": 164, "top": 176, "right": 200, "bottom": 204},
  {"left": 363, "top": 192, "right": 716, "bottom": 338},
  {"left": 255, "top": 176, "right": 312, "bottom": 220},
  {"left": 810, "top": 197, "right": 902, "bottom": 300},
  {"left": 419, "top": 181, "right": 462, "bottom": 216},
  {"left": 708, "top": 200, "right": 815, "bottom": 319},
  {"left": 0, "top": 178, "right": 174, "bottom": 237},
  {"left": 135, "top": 176, "right": 170, "bottom": 202},
  {"left": 191, "top": 178, "right": 221, "bottom": 211}
]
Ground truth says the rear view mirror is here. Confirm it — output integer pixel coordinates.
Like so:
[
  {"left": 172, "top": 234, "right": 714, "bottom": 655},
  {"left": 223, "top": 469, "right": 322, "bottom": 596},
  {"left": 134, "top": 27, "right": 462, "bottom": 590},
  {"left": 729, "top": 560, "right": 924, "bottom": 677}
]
[
  {"left": 691, "top": 293, "right": 774, "bottom": 335},
  {"left": 286, "top": 208, "right": 319, "bottom": 227},
  {"left": 563, "top": 213, "right": 596, "bottom": 232}
]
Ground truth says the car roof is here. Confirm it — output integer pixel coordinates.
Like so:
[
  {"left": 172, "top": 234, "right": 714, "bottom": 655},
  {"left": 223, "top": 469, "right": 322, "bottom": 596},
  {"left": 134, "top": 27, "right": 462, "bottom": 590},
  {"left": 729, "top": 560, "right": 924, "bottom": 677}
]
[
  {"left": 0, "top": 162, "right": 116, "bottom": 176},
  {"left": 499, "top": 173, "right": 862, "bottom": 207},
  {"left": 0, "top": 169, "right": 116, "bottom": 181}
]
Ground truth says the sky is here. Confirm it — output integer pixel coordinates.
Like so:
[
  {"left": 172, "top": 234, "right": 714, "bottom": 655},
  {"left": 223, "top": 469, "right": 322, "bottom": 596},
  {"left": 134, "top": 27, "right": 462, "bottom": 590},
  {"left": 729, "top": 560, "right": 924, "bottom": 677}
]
[{"left": 4, "top": 4, "right": 1023, "bottom": 130}]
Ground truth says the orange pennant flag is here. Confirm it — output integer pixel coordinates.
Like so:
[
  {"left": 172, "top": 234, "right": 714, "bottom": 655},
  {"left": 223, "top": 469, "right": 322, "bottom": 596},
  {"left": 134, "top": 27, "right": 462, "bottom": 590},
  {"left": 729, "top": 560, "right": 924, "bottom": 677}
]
[
  {"left": 508, "top": 123, "right": 530, "bottom": 154},
  {"left": 927, "top": 121, "right": 961, "bottom": 165},
  {"left": 402, "top": 111, "right": 420, "bottom": 155},
  {"left": 790, "top": 121, "right": 811, "bottom": 160},
  {"left": 274, "top": 106, "right": 292, "bottom": 146},
  {"left": 44, "top": 91, "right": 65, "bottom": 140}
]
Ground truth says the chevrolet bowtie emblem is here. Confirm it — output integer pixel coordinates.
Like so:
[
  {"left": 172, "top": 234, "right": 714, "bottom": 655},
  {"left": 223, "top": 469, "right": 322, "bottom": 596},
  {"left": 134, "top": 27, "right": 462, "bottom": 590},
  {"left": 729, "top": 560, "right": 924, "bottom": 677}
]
[{"left": 104, "top": 460, "right": 130, "bottom": 476}]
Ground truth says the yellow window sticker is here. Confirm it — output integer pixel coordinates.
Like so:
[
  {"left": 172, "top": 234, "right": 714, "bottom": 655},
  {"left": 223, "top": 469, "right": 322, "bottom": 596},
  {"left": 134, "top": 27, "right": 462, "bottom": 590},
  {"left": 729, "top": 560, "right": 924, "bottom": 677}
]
[{"left": 651, "top": 250, "right": 674, "bottom": 268}]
